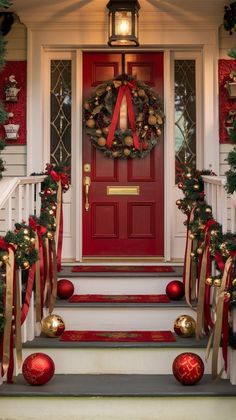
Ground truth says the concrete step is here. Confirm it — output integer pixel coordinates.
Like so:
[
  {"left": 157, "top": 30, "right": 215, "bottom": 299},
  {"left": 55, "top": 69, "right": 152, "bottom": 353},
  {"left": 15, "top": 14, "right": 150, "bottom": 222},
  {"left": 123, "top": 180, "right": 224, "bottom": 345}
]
[
  {"left": 52, "top": 300, "right": 195, "bottom": 331},
  {"left": 0, "top": 374, "right": 235, "bottom": 420},
  {"left": 58, "top": 266, "right": 183, "bottom": 295},
  {"left": 21, "top": 335, "right": 214, "bottom": 375}
]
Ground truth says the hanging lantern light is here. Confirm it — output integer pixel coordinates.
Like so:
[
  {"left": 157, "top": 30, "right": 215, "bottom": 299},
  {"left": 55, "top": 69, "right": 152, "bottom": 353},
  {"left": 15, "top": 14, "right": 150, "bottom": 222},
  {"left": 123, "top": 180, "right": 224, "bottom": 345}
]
[{"left": 107, "top": 0, "right": 140, "bottom": 47}]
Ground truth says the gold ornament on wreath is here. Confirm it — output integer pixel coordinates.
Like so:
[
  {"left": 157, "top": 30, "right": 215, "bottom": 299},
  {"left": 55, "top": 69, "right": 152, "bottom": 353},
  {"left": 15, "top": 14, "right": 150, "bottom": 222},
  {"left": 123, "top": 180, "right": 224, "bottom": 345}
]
[{"left": 83, "top": 74, "right": 164, "bottom": 159}]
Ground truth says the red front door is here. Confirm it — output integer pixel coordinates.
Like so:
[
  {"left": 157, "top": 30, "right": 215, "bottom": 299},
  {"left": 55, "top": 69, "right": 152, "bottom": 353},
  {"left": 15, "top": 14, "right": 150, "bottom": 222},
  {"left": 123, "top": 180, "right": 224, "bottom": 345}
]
[{"left": 82, "top": 52, "right": 164, "bottom": 257}]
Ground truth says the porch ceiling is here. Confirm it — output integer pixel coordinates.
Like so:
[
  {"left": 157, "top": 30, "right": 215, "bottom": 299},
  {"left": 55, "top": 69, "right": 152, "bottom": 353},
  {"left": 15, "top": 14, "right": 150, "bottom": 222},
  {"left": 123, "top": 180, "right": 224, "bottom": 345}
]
[{"left": 2, "top": 0, "right": 227, "bottom": 28}]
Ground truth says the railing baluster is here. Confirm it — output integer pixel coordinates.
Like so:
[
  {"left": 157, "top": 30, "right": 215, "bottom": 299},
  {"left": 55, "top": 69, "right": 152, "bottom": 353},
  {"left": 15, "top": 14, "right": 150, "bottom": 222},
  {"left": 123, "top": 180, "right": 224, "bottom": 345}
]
[
  {"left": 6, "top": 196, "right": 12, "bottom": 231},
  {"left": 35, "top": 182, "right": 41, "bottom": 216}
]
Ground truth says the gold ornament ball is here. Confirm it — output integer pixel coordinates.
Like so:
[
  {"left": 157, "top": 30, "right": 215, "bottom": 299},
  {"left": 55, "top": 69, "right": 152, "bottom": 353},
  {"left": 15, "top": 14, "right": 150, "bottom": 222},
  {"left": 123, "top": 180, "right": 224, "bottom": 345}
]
[
  {"left": 124, "top": 136, "right": 133, "bottom": 147},
  {"left": 189, "top": 233, "right": 195, "bottom": 240},
  {"left": 47, "top": 232, "right": 54, "bottom": 240},
  {"left": 112, "top": 151, "right": 119, "bottom": 158},
  {"left": 102, "top": 126, "right": 110, "bottom": 135},
  {"left": 95, "top": 129, "right": 102, "bottom": 137},
  {"left": 52, "top": 205, "right": 57, "bottom": 211},
  {"left": 23, "top": 229, "right": 29, "bottom": 235},
  {"left": 86, "top": 118, "right": 95, "bottom": 129},
  {"left": 97, "top": 137, "right": 106, "bottom": 147},
  {"left": 174, "top": 315, "right": 196, "bottom": 338},
  {"left": 148, "top": 115, "right": 157, "bottom": 125},
  {"left": 193, "top": 184, "right": 200, "bottom": 190},
  {"left": 41, "top": 314, "right": 65, "bottom": 338},
  {"left": 190, "top": 252, "right": 195, "bottom": 257},
  {"left": 124, "top": 148, "right": 131, "bottom": 157},
  {"left": 24, "top": 235, "right": 30, "bottom": 242},
  {"left": 49, "top": 209, "right": 54, "bottom": 215},
  {"left": 213, "top": 278, "right": 221, "bottom": 287},
  {"left": 197, "top": 248, "right": 203, "bottom": 255},
  {"left": 23, "top": 261, "right": 30, "bottom": 270},
  {"left": 156, "top": 128, "right": 162, "bottom": 136},
  {"left": 206, "top": 277, "right": 213, "bottom": 286},
  {"left": 157, "top": 115, "right": 163, "bottom": 124},
  {"left": 186, "top": 173, "right": 192, "bottom": 178},
  {"left": 138, "top": 89, "right": 146, "bottom": 97},
  {"left": 176, "top": 199, "right": 181, "bottom": 206},
  {"left": 205, "top": 207, "right": 212, "bottom": 214},
  {"left": 224, "top": 292, "right": 231, "bottom": 299},
  {"left": 2, "top": 254, "right": 9, "bottom": 262},
  {"left": 232, "top": 279, "right": 236, "bottom": 287},
  {"left": 30, "top": 237, "right": 36, "bottom": 243}
]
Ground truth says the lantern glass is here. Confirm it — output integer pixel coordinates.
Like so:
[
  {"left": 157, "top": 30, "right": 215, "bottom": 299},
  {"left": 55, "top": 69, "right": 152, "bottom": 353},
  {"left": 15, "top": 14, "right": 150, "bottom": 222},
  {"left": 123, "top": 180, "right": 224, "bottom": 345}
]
[{"left": 115, "top": 11, "right": 132, "bottom": 36}]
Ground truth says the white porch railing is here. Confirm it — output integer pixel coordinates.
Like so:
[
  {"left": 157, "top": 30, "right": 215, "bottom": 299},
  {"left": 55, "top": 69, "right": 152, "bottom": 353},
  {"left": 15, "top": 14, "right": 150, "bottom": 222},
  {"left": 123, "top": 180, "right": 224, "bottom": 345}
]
[
  {"left": 0, "top": 176, "right": 45, "bottom": 351},
  {"left": 203, "top": 175, "right": 236, "bottom": 385}
]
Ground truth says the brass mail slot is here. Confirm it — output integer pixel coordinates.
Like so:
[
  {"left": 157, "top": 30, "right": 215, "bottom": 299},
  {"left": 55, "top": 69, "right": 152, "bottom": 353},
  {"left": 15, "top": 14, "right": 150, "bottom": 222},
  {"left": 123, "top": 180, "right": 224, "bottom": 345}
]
[{"left": 107, "top": 186, "right": 140, "bottom": 195}]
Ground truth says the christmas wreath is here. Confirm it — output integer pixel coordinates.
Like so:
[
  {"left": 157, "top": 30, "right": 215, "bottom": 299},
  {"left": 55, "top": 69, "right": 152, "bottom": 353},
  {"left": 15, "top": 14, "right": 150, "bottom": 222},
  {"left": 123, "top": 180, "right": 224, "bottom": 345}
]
[{"left": 83, "top": 74, "right": 164, "bottom": 159}]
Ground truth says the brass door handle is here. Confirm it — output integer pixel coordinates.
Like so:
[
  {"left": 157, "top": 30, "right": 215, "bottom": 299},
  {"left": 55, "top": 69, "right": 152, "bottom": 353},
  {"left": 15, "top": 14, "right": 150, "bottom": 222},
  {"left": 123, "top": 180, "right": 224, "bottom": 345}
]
[{"left": 84, "top": 176, "right": 91, "bottom": 211}]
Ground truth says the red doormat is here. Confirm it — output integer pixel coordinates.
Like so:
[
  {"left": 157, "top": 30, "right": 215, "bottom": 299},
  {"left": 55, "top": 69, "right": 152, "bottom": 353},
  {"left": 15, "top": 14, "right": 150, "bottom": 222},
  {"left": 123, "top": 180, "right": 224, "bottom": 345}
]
[
  {"left": 69, "top": 294, "right": 170, "bottom": 303},
  {"left": 60, "top": 330, "right": 176, "bottom": 343},
  {"left": 71, "top": 266, "right": 174, "bottom": 273}
]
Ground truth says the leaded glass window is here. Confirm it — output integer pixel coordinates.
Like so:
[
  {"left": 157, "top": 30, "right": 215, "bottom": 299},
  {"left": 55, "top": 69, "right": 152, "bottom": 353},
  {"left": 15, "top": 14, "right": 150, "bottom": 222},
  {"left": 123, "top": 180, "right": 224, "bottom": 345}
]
[
  {"left": 50, "top": 60, "right": 71, "bottom": 174},
  {"left": 175, "top": 60, "right": 196, "bottom": 182}
]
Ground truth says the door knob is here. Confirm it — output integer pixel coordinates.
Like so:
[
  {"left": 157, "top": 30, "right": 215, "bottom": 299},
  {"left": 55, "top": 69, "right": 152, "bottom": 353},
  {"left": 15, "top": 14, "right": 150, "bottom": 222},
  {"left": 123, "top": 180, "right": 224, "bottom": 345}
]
[{"left": 84, "top": 176, "right": 91, "bottom": 211}]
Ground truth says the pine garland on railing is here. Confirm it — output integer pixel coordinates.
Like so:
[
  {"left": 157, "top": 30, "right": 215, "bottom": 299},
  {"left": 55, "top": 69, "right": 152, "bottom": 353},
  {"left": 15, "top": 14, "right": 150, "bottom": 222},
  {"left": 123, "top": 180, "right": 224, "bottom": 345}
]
[
  {"left": 177, "top": 165, "right": 236, "bottom": 378},
  {"left": 0, "top": 164, "right": 70, "bottom": 382},
  {"left": 0, "top": 0, "right": 12, "bottom": 179}
]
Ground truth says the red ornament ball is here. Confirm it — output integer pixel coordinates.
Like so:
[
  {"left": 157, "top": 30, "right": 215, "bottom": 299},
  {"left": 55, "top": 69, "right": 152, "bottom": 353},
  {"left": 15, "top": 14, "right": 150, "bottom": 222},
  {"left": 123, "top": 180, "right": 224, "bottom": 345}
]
[
  {"left": 166, "top": 280, "right": 184, "bottom": 300},
  {"left": 57, "top": 279, "right": 74, "bottom": 299},
  {"left": 172, "top": 352, "right": 204, "bottom": 385},
  {"left": 22, "top": 353, "right": 55, "bottom": 385}
]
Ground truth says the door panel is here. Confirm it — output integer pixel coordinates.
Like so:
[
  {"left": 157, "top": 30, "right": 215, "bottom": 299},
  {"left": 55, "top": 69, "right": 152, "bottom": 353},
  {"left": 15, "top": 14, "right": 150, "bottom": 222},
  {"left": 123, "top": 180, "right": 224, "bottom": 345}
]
[{"left": 82, "top": 52, "right": 164, "bottom": 257}]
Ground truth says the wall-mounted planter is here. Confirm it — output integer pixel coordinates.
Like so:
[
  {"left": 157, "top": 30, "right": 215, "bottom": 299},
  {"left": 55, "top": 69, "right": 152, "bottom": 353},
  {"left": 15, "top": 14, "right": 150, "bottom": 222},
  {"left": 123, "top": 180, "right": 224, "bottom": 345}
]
[
  {"left": 225, "top": 81, "right": 236, "bottom": 99},
  {"left": 4, "top": 124, "right": 20, "bottom": 140}
]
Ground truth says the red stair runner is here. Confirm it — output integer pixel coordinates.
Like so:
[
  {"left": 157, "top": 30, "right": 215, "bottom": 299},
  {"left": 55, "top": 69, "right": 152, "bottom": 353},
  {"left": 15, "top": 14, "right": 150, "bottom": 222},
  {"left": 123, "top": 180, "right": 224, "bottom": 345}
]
[
  {"left": 71, "top": 265, "right": 174, "bottom": 273},
  {"left": 69, "top": 294, "right": 170, "bottom": 303},
  {"left": 60, "top": 330, "right": 176, "bottom": 343}
]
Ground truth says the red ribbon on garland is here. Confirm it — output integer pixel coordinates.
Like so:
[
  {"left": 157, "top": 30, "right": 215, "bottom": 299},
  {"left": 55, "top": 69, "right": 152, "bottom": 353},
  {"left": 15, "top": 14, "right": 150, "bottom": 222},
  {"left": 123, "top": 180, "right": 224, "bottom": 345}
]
[
  {"left": 106, "top": 81, "right": 140, "bottom": 150},
  {"left": 47, "top": 169, "right": 68, "bottom": 271}
]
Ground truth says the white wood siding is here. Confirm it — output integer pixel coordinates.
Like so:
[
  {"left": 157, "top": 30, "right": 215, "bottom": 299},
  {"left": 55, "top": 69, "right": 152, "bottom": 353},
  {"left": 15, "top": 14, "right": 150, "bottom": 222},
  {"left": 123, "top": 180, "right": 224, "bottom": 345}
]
[{"left": 5, "top": 20, "right": 27, "bottom": 61}]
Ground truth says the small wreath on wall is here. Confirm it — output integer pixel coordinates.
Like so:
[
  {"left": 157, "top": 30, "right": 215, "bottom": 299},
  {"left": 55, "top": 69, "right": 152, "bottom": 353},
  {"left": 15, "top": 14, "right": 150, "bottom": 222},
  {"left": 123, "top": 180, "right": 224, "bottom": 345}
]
[{"left": 83, "top": 74, "right": 164, "bottom": 159}]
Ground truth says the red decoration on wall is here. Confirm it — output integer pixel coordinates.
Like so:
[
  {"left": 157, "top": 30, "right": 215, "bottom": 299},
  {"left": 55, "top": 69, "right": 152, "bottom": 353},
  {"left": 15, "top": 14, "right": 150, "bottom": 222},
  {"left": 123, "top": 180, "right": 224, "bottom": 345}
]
[
  {"left": 219, "top": 59, "right": 236, "bottom": 143},
  {"left": 0, "top": 61, "right": 27, "bottom": 145}
]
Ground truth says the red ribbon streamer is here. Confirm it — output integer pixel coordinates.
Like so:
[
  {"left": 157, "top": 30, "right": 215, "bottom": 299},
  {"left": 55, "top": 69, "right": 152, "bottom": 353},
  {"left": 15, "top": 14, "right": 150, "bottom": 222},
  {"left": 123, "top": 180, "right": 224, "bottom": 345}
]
[
  {"left": 57, "top": 204, "right": 63, "bottom": 272},
  {"left": 222, "top": 295, "right": 230, "bottom": 372},
  {"left": 20, "top": 265, "right": 36, "bottom": 325},
  {"left": 106, "top": 83, "right": 140, "bottom": 150}
]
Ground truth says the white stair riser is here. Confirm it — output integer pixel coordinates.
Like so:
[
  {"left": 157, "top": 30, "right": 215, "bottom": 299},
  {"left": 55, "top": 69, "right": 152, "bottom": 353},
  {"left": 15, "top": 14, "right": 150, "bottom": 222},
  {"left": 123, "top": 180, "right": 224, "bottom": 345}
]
[
  {"left": 54, "top": 307, "right": 195, "bottom": 330},
  {"left": 21, "top": 347, "right": 213, "bottom": 375},
  {"left": 58, "top": 276, "right": 181, "bottom": 295},
  {"left": 2, "top": 395, "right": 235, "bottom": 420}
]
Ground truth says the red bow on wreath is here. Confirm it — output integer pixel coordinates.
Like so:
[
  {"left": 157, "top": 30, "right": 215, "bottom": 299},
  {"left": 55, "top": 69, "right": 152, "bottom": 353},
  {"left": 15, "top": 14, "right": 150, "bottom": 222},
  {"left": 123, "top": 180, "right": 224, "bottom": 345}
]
[{"left": 106, "top": 80, "right": 140, "bottom": 150}]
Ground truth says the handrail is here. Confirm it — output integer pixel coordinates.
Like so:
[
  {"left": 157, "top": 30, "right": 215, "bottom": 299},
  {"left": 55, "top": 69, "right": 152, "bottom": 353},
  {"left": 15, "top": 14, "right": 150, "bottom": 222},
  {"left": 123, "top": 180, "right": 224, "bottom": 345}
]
[
  {"left": 201, "top": 175, "right": 226, "bottom": 186},
  {"left": 0, "top": 176, "right": 46, "bottom": 209}
]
